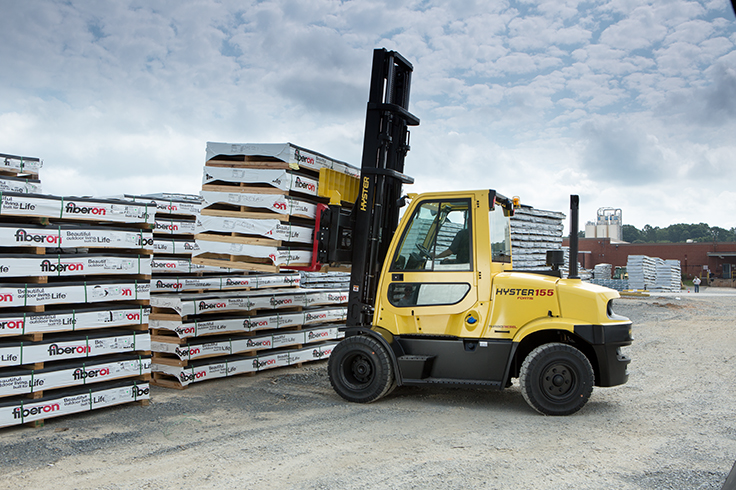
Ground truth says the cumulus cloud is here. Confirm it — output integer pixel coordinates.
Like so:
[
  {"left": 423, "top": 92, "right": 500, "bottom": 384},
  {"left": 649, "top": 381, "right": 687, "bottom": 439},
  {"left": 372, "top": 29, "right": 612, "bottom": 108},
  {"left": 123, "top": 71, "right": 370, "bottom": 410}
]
[{"left": 0, "top": 0, "right": 735, "bottom": 229}]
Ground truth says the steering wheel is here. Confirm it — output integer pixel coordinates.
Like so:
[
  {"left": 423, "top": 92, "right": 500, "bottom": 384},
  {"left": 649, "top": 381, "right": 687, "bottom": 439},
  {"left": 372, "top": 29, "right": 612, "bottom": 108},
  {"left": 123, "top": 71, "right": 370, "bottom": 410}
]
[{"left": 415, "top": 244, "right": 432, "bottom": 259}]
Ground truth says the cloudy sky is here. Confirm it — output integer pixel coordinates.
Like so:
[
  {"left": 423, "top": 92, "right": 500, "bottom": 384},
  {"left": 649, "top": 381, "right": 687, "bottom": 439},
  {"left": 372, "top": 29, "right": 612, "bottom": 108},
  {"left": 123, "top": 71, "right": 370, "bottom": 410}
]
[{"left": 1, "top": 0, "right": 735, "bottom": 232}]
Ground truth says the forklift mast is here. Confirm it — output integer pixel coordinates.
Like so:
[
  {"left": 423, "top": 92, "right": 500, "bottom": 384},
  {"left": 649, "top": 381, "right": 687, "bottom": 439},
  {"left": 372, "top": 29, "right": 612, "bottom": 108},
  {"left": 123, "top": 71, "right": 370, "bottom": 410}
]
[{"left": 341, "top": 48, "right": 420, "bottom": 328}]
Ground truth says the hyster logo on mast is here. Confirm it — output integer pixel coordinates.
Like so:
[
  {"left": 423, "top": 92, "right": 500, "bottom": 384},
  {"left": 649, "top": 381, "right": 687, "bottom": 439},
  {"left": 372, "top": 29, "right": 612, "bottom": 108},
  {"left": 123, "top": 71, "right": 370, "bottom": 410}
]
[{"left": 360, "top": 176, "right": 370, "bottom": 211}]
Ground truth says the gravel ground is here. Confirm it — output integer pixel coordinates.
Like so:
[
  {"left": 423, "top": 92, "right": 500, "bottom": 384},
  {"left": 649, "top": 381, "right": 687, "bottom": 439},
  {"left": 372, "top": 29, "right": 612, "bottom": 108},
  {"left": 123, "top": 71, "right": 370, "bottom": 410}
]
[{"left": 1, "top": 289, "right": 735, "bottom": 490}]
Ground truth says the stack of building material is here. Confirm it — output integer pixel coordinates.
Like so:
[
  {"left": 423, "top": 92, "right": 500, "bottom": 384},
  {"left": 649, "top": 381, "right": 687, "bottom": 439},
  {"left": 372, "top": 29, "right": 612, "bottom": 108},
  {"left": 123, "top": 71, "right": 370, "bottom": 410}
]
[
  {"left": 594, "top": 263, "right": 613, "bottom": 279},
  {"left": 300, "top": 271, "right": 350, "bottom": 289},
  {"left": 627, "top": 255, "right": 661, "bottom": 290},
  {"left": 590, "top": 277, "right": 630, "bottom": 291},
  {"left": 143, "top": 144, "right": 354, "bottom": 389},
  {"left": 510, "top": 206, "right": 565, "bottom": 270},
  {"left": 148, "top": 286, "right": 346, "bottom": 388},
  {"left": 590, "top": 263, "right": 630, "bottom": 289},
  {"left": 0, "top": 192, "right": 153, "bottom": 428},
  {"left": 561, "top": 247, "right": 593, "bottom": 280},
  {"left": 192, "top": 142, "right": 359, "bottom": 272},
  {"left": 653, "top": 259, "right": 682, "bottom": 292},
  {"left": 0, "top": 153, "right": 43, "bottom": 194}
]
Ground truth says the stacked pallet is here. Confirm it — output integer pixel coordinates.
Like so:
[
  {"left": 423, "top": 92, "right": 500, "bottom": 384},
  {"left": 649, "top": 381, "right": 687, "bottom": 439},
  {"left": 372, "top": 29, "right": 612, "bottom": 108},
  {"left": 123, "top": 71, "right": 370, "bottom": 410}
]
[
  {"left": 510, "top": 206, "right": 565, "bottom": 270},
  {"left": 193, "top": 142, "right": 359, "bottom": 272},
  {"left": 590, "top": 277, "right": 630, "bottom": 291},
  {"left": 627, "top": 255, "right": 661, "bottom": 290},
  {"left": 561, "top": 247, "right": 593, "bottom": 280},
  {"left": 300, "top": 271, "right": 350, "bottom": 289},
  {"left": 594, "top": 263, "right": 613, "bottom": 279},
  {"left": 0, "top": 153, "right": 43, "bottom": 194},
  {"left": 0, "top": 192, "right": 153, "bottom": 428},
  {"left": 145, "top": 143, "right": 354, "bottom": 389},
  {"left": 148, "top": 286, "right": 347, "bottom": 388},
  {"left": 653, "top": 260, "right": 682, "bottom": 292}
]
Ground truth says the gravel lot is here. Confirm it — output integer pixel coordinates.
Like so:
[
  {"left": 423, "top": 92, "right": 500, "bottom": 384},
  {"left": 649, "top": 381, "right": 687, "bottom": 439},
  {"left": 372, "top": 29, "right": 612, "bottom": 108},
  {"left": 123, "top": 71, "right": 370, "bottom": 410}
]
[{"left": 1, "top": 289, "right": 735, "bottom": 490}]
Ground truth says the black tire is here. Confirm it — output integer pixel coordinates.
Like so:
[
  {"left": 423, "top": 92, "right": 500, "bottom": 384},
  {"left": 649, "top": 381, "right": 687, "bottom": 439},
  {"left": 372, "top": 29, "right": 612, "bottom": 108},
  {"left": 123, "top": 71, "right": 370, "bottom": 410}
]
[
  {"left": 328, "top": 335, "right": 395, "bottom": 403},
  {"left": 519, "top": 343, "right": 594, "bottom": 416}
]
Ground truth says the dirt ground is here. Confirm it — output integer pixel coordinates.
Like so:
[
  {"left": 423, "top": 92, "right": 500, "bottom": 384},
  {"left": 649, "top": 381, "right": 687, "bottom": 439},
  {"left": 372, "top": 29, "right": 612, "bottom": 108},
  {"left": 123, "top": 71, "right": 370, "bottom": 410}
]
[{"left": 1, "top": 290, "right": 735, "bottom": 490}]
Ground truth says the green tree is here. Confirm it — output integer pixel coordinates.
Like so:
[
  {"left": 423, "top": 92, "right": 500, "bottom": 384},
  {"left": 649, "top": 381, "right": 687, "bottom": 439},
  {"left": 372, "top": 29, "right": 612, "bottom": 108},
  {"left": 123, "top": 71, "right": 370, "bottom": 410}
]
[{"left": 622, "top": 224, "right": 642, "bottom": 243}]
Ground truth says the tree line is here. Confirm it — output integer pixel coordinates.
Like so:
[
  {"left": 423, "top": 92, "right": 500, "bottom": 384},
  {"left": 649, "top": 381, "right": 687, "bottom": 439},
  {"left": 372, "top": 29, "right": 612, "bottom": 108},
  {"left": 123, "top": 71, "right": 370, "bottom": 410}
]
[{"left": 576, "top": 223, "right": 736, "bottom": 243}]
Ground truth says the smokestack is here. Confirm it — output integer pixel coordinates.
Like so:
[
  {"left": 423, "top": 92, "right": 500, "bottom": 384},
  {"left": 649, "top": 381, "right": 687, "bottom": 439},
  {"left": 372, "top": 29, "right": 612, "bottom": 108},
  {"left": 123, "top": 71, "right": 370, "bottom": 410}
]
[{"left": 569, "top": 195, "right": 579, "bottom": 279}]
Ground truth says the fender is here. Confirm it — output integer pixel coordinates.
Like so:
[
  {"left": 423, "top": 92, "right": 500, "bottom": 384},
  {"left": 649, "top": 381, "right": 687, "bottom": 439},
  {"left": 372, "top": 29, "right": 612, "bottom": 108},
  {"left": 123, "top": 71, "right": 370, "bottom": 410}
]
[{"left": 343, "top": 326, "right": 404, "bottom": 383}]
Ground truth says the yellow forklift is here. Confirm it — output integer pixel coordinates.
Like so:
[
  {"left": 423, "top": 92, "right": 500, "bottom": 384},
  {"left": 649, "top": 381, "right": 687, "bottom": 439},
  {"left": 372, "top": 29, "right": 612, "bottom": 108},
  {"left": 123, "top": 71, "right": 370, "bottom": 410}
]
[{"left": 314, "top": 49, "right": 632, "bottom": 415}]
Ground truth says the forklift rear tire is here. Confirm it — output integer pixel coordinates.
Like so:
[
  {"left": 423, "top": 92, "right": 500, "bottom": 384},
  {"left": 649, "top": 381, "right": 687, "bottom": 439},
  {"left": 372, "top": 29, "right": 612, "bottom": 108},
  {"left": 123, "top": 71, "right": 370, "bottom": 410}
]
[
  {"left": 328, "top": 335, "right": 395, "bottom": 403},
  {"left": 519, "top": 343, "right": 594, "bottom": 416}
]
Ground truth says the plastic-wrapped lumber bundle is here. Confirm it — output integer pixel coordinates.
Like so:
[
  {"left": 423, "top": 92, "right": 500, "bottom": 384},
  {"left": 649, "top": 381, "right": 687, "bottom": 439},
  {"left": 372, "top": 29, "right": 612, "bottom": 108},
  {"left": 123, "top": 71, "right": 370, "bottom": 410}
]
[
  {"left": 299, "top": 271, "right": 350, "bottom": 289},
  {"left": 627, "top": 255, "right": 659, "bottom": 290},
  {"left": 561, "top": 247, "right": 593, "bottom": 280},
  {"left": 194, "top": 142, "right": 359, "bottom": 272},
  {"left": 594, "top": 263, "right": 613, "bottom": 280},
  {"left": 0, "top": 191, "right": 153, "bottom": 428},
  {"left": 653, "top": 259, "right": 682, "bottom": 292},
  {"left": 0, "top": 153, "right": 43, "bottom": 179},
  {"left": 590, "top": 278, "right": 630, "bottom": 291},
  {"left": 510, "top": 205, "right": 565, "bottom": 270}
]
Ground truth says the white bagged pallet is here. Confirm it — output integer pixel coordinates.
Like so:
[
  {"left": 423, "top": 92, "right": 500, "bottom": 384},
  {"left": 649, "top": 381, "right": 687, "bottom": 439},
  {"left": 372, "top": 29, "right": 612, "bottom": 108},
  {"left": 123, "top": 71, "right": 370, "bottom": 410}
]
[
  {"left": 196, "top": 215, "right": 313, "bottom": 244},
  {"left": 192, "top": 239, "right": 311, "bottom": 268},
  {"left": 0, "top": 355, "right": 151, "bottom": 397},
  {"left": 0, "top": 380, "right": 150, "bottom": 428},
  {"left": 150, "top": 306, "right": 346, "bottom": 338},
  {"left": 0, "top": 176, "right": 42, "bottom": 194},
  {"left": 125, "top": 193, "right": 201, "bottom": 217},
  {"left": 151, "top": 288, "right": 348, "bottom": 317},
  {"left": 153, "top": 238, "right": 199, "bottom": 255},
  {"left": 0, "top": 254, "right": 151, "bottom": 278},
  {"left": 200, "top": 191, "right": 318, "bottom": 219},
  {"left": 154, "top": 217, "right": 196, "bottom": 235},
  {"left": 0, "top": 305, "right": 150, "bottom": 338},
  {"left": 1, "top": 223, "right": 153, "bottom": 250},
  {"left": 151, "top": 272, "right": 300, "bottom": 293},
  {"left": 205, "top": 142, "right": 359, "bottom": 178},
  {"left": 151, "top": 257, "right": 233, "bottom": 274},
  {"left": 202, "top": 167, "right": 319, "bottom": 197},
  {"left": 0, "top": 193, "right": 154, "bottom": 224},
  {"left": 152, "top": 325, "right": 341, "bottom": 361},
  {"left": 0, "top": 280, "right": 150, "bottom": 308},
  {"left": 0, "top": 153, "right": 43, "bottom": 175},
  {"left": 152, "top": 342, "right": 337, "bottom": 387},
  {"left": 0, "top": 331, "right": 150, "bottom": 367}
]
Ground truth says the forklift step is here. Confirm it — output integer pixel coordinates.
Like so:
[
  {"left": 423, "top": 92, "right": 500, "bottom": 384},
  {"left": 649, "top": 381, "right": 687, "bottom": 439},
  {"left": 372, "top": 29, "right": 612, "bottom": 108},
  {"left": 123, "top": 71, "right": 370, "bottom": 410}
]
[{"left": 397, "top": 355, "right": 435, "bottom": 380}]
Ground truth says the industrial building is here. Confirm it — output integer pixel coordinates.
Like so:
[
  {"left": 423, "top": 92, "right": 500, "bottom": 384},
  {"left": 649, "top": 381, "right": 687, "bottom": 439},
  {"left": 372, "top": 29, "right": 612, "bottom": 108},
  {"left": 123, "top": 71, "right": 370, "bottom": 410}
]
[{"left": 563, "top": 237, "right": 736, "bottom": 285}]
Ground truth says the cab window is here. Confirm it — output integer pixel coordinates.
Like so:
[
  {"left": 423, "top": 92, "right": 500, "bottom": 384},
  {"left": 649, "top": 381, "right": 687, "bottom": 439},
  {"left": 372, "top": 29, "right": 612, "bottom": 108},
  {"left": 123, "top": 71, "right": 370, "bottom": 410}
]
[
  {"left": 490, "top": 204, "right": 511, "bottom": 263},
  {"left": 391, "top": 199, "right": 472, "bottom": 272}
]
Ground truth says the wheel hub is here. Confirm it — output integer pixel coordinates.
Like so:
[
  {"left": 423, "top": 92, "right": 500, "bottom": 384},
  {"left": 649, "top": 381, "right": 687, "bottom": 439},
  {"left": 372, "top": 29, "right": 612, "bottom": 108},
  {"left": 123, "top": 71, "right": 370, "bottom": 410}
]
[
  {"left": 351, "top": 355, "right": 373, "bottom": 383},
  {"left": 542, "top": 363, "right": 575, "bottom": 398}
]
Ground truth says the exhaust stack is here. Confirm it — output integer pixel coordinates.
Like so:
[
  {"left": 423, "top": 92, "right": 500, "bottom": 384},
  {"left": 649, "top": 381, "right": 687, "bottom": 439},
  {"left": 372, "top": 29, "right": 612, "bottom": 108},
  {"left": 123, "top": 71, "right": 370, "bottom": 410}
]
[{"left": 569, "top": 195, "right": 580, "bottom": 279}]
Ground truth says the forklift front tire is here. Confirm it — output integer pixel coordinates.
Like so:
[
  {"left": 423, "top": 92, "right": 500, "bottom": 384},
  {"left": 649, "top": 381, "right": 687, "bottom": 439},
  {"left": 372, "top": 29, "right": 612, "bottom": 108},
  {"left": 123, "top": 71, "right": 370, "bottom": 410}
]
[
  {"left": 519, "top": 342, "right": 594, "bottom": 416},
  {"left": 328, "top": 335, "right": 395, "bottom": 403}
]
